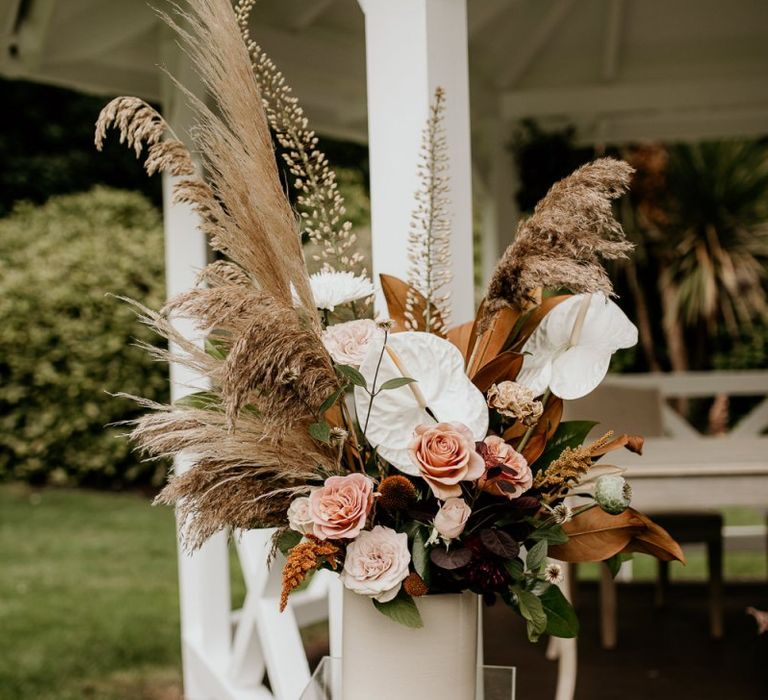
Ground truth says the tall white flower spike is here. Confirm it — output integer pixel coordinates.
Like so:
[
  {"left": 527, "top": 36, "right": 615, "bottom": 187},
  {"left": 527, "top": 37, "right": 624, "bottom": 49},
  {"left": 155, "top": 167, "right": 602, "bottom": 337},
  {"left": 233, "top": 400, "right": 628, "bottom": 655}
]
[
  {"left": 354, "top": 331, "right": 488, "bottom": 474},
  {"left": 517, "top": 293, "right": 638, "bottom": 400}
]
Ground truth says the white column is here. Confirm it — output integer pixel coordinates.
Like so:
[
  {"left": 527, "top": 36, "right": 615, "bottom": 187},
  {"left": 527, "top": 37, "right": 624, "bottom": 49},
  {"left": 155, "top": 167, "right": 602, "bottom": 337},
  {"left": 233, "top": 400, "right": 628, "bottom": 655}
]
[
  {"left": 359, "top": 0, "right": 475, "bottom": 324},
  {"left": 160, "top": 41, "right": 234, "bottom": 699}
]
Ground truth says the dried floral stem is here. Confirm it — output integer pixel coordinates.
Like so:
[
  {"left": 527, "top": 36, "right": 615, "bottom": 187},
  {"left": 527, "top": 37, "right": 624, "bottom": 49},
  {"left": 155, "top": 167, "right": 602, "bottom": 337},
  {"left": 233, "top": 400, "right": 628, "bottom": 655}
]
[
  {"left": 406, "top": 87, "right": 452, "bottom": 333},
  {"left": 234, "top": 0, "right": 364, "bottom": 279}
]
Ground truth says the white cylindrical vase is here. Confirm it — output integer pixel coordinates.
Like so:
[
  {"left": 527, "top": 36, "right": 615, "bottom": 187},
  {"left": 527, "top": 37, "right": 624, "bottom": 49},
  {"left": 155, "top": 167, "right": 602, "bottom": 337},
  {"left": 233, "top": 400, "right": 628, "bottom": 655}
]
[{"left": 341, "top": 589, "right": 479, "bottom": 700}]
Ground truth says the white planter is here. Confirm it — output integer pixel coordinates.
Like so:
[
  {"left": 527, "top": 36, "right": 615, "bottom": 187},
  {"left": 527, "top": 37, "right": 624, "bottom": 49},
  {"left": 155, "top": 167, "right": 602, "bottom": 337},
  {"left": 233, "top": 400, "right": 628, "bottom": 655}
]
[{"left": 341, "top": 588, "right": 479, "bottom": 700}]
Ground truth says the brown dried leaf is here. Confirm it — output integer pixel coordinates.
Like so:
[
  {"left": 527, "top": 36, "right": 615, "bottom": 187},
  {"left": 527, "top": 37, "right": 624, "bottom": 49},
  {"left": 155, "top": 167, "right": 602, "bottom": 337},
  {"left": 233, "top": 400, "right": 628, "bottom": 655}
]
[
  {"left": 446, "top": 320, "right": 474, "bottom": 359},
  {"left": 472, "top": 351, "right": 524, "bottom": 393},
  {"left": 592, "top": 433, "right": 645, "bottom": 457},
  {"left": 549, "top": 508, "right": 643, "bottom": 562},
  {"left": 624, "top": 510, "right": 686, "bottom": 563},
  {"left": 380, "top": 274, "right": 445, "bottom": 336},
  {"left": 467, "top": 306, "right": 521, "bottom": 376},
  {"left": 549, "top": 507, "right": 685, "bottom": 564}
]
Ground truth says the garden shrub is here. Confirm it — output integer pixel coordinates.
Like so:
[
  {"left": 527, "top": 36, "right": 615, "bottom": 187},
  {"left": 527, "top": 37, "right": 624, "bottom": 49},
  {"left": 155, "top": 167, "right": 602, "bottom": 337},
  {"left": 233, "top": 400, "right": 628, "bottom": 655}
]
[{"left": 0, "top": 187, "right": 169, "bottom": 487}]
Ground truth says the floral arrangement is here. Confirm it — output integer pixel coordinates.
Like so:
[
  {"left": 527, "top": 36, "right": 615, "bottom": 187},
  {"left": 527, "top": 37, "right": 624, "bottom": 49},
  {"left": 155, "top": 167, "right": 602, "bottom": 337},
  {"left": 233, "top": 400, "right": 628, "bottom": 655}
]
[{"left": 97, "top": 0, "right": 683, "bottom": 640}]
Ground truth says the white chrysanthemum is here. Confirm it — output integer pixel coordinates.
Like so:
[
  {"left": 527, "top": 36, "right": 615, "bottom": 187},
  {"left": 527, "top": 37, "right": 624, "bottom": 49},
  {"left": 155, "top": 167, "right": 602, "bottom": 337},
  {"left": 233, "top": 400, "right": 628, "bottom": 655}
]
[{"left": 309, "top": 271, "right": 374, "bottom": 311}]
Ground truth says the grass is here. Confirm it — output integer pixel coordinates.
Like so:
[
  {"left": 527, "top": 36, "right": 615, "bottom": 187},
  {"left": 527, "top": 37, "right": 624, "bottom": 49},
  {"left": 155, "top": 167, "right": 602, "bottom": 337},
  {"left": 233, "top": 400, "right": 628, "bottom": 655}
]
[
  {"left": 0, "top": 483, "right": 184, "bottom": 700},
  {"left": 0, "top": 484, "right": 765, "bottom": 699}
]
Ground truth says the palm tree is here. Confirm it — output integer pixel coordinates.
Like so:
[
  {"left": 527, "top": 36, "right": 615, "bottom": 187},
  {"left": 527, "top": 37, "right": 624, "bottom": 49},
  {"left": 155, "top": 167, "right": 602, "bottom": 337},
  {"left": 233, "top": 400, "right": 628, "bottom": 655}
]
[{"left": 656, "top": 141, "right": 768, "bottom": 372}]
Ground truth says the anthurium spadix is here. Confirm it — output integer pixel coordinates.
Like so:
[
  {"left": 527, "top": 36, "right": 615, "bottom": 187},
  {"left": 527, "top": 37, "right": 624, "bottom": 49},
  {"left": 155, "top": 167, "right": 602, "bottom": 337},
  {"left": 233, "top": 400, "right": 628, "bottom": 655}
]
[
  {"left": 354, "top": 331, "right": 489, "bottom": 474},
  {"left": 517, "top": 293, "right": 638, "bottom": 400}
]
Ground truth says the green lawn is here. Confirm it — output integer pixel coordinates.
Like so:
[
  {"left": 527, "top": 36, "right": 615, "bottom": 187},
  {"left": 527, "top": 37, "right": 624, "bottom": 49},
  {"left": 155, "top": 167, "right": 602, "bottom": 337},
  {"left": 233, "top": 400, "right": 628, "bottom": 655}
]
[
  {"left": 1, "top": 484, "right": 765, "bottom": 699},
  {"left": 0, "top": 484, "right": 185, "bottom": 700}
]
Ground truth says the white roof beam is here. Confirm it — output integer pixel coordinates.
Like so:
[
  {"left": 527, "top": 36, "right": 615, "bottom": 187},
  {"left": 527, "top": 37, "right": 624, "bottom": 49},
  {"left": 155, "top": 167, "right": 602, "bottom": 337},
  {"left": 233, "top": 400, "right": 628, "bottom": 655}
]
[
  {"left": 501, "top": 78, "right": 768, "bottom": 119},
  {"left": 601, "top": 0, "right": 624, "bottom": 82},
  {"left": 499, "top": 0, "right": 575, "bottom": 89}
]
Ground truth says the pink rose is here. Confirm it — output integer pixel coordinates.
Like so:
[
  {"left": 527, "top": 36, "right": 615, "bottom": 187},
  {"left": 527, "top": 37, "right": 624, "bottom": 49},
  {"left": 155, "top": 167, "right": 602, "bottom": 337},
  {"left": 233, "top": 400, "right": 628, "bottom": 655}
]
[
  {"left": 341, "top": 526, "right": 411, "bottom": 602},
  {"left": 322, "top": 319, "right": 381, "bottom": 366},
  {"left": 478, "top": 435, "right": 532, "bottom": 499},
  {"left": 309, "top": 473, "right": 374, "bottom": 540},
  {"left": 434, "top": 497, "right": 471, "bottom": 539},
  {"left": 408, "top": 421, "right": 485, "bottom": 499}
]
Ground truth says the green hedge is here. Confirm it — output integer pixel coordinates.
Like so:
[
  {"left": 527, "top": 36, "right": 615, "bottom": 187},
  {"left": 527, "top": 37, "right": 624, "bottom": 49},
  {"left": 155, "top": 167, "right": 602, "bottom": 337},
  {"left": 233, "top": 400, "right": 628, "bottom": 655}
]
[{"left": 0, "top": 188, "right": 169, "bottom": 487}]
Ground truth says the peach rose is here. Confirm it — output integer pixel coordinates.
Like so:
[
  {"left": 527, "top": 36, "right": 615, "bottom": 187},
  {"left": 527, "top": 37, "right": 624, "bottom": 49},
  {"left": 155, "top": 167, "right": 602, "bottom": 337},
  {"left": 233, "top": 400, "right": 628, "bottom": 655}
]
[
  {"left": 434, "top": 497, "right": 471, "bottom": 540},
  {"left": 478, "top": 435, "right": 532, "bottom": 499},
  {"left": 322, "top": 319, "right": 381, "bottom": 366},
  {"left": 309, "top": 473, "right": 374, "bottom": 540},
  {"left": 341, "top": 526, "right": 411, "bottom": 602},
  {"left": 408, "top": 421, "right": 485, "bottom": 499}
]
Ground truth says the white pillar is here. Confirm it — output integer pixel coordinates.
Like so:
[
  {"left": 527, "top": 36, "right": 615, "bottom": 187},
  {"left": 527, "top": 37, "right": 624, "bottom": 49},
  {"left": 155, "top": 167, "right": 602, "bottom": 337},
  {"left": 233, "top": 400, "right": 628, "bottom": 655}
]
[
  {"left": 160, "top": 41, "right": 234, "bottom": 699},
  {"left": 359, "top": 0, "right": 475, "bottom": 324}
]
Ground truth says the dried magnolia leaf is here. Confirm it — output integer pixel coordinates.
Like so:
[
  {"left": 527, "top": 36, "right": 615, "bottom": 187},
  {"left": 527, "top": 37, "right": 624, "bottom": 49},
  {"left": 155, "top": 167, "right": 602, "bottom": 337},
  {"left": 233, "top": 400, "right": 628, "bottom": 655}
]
[
  {"left": 467, "top": 306, "right": 521, "bottom": 376},
  {"left": 446, "top": 320, "right": 474, "bottom": 359},
  {"left": 624, "top": 509, "right": 686, "bottom": 563},
  {"left": 549, "top": 507, "right": 685, "bottom": 564},
  {"left": 380, "top": 274, "right": 446, "bottom": 336},
  {"left": 472, "top": 351, "right": 524, "bottom": 393}
]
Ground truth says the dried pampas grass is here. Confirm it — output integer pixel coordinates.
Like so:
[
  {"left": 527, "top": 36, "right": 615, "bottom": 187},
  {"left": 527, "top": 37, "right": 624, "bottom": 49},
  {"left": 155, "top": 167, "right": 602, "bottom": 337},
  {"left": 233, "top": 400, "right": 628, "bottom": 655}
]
[
  {"left": 129, "top": 400, "right": 337, "bottom": 549},
  {"left": 484, "top": 158, "right": 634, "bottom": 321}
]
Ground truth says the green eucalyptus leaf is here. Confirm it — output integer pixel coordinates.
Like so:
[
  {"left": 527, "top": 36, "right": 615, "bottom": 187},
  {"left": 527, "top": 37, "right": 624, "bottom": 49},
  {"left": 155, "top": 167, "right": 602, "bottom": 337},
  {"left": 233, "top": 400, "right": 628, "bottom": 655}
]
[
  {"left": 526, "top": 539, "right": 548, "bottom": 573},
  {"left": 335, "top": 364, "right": 367, "bottom": 388},
  {"left": 379, "top": 377, "right": 417, "bottom": 391},
  {"left": 373, "top": 590, "right": 423, "bottom": 628},
  {"left": 319, "top": 387, "right": 346, "bottom": 414},
  {"left": 276, "top": 529, "right": 302, "bottom": 556},
  {"left": 504, "top": 558, "right": 525, "bottom": 581},
  {"left": 529, "top": 524, "right": 569, "bottom": 545},
  {"left": 541, "top": 585, "right": 579, "bottom": 638},
  {"left": 517, "top": 589, "right": 547, "bottom": 642},
  {"left": 308, "top": 421, "right": 332, "bottom": 444}
]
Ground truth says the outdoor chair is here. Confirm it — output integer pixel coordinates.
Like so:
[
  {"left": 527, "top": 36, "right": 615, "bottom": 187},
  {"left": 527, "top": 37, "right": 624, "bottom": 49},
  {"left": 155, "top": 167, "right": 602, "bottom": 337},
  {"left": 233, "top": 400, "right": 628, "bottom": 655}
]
[{"left": 564, "top": 384, "right": 725, "bottom": 647}]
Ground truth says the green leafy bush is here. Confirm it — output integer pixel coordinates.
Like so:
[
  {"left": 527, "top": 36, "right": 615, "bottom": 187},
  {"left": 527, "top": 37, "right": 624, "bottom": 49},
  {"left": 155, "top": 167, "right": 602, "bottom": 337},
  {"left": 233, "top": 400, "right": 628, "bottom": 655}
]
[{"left": 0, "top": 187, "right": 168, "bottom": 487}]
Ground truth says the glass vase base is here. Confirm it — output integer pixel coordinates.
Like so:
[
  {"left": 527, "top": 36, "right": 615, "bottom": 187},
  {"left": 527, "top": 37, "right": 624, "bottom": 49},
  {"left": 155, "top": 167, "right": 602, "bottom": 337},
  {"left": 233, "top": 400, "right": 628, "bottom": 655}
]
[{"left": 300, "top": 657, "right": 516, "bottom": 700}]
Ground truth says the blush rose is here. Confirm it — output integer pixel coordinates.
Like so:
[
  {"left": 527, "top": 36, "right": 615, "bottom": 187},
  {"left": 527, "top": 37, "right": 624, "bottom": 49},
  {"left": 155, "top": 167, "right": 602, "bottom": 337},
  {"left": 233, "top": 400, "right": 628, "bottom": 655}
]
[
  {"left": 408, "top": 421, "right": 485, "bottom": 499},
  {"left": 309, "top": 473, "right": 374, "bottom": 540},
  {"left": 478, "top": 435, "right": 532, "bottom": 499},
  {"left": 434, "top": 497, "right": 471, "bottom": 540},
  {"left": 340, "top": 525, "right": 411, "bottom": 602},
  {"left": 287, "top": 495, "right": 315, "bottom": 535},
  {"left": 321, "top": 319, "right": 381, "bottom": 366}
]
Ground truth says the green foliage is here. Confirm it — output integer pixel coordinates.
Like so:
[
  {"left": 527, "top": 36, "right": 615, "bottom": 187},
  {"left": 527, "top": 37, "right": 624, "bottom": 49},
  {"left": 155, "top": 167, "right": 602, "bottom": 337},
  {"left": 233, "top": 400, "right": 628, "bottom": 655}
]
[
  {"left": 0, "top": 188, "right": 168, "bottom": 487},
  {"left": 540, "top": 585, "right": 579, "bottom": 638},
  {"left": 373, "top": 589, "right": 423, "bottom": 628}
]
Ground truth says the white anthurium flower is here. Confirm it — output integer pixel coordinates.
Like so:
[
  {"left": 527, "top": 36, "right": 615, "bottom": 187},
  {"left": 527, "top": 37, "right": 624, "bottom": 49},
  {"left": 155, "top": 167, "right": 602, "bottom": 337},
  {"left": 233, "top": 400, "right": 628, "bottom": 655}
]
[
  {"left": 308, "top": 271, "right": 374, "bottom": 311},
  {"left": 354, "top": 331, "right": 489, "bottom": 474},
  {"left": 517, "top": 293, "right": 638, "bottom": 400}
]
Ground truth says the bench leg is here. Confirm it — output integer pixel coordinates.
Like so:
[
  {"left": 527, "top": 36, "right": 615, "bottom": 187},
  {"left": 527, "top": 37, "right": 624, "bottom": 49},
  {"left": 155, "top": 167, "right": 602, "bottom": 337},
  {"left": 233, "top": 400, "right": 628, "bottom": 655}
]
[
  {"left": 655, "top": 559, "right": 669, "bottom": 608},
  {"left": 708, "top": 538, "right": 724, "bottom": 639},
  {"left": 599, "top": 564, "right": 617, "bottom": 650}
]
